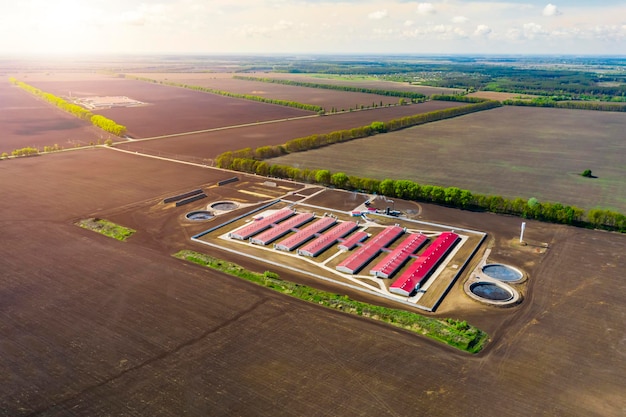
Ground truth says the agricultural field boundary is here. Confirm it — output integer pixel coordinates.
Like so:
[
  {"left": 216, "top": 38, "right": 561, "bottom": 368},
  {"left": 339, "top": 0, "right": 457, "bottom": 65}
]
[
  {"left": 174, "top": 249, "right": 488, "bottom": 353},
  {"left": 8, "top": 78, "right": 127, "bottom": 136},
  {"left": 233, "top": 75, "right": 427, "bottom": 102},
  {"left": 124, "top": 74, "right": 325, "bottom": 113},
  {"left": 104, "top": 145, "right": 216, "bottom": 169},
  {"left": 111, "top": 113, "right": 319, "bottom": 144}
]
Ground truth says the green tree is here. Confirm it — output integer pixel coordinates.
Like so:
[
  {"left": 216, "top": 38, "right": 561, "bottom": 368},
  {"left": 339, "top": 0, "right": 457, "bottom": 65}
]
[
  {"left": 379, "top": 179, "right": 396, "bottom": 197},
  {"left": 331, "top": 172, "right": 349, "bottom": 189},
  {"left": 370, "top": 121, "right": 387, "bottom": 133},
  {"left": 315, "top": 169, "right": 331, "bottom": 185}
]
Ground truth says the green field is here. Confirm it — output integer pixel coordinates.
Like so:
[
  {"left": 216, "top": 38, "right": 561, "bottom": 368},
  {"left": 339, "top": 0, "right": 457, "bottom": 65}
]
[{"left": 269, "top": 106, "right": 626, "bottom": 213}]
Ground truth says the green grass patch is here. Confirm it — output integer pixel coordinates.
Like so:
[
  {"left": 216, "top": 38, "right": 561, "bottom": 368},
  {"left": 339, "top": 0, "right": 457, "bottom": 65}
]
[
  {"left": 77, "top": 218, "right": 136, "bottom": 241},
  {"left": 174, "top": 249, "right": 488, "bottom": 354}
]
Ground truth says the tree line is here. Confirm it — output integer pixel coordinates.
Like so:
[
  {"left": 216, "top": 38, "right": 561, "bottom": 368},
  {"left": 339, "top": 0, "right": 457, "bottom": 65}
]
[
  {"left": 123, "top": 75, "right": 325, "bottom": 113},
  {"left": 9, "top": 78, "right": 127, "bottom": 136},
  {"left": 217, "top": 159, "right": 625, "bottom": 232},
  {"left": 217, "top": 99, "right": 500, "bottom": 166},
  {"left": 502, "top": 97, "right": 626, "bottom": 112},
  {"left": 214, "top": 98, "right": 624, "bottom": 233},
  {"left": 232, "top": 75, "right": 427, "bottom": 101},
  {"left": 429, "top": 94, "right": 492, "bottom": 103}
]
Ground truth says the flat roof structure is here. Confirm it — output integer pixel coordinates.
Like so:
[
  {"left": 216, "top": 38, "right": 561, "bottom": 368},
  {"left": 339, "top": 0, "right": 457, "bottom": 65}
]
[
  {"left": 369, "top": 233, "right": 429, "bottom": 278},
  {"left": 297, "top": 221, "right": 359, "bottom": 257},
  {"left": 250, "top": 212, "right": 315, "bottom": 246},
  {"left": 338, "top": 231, "right": 369, "bottom": 251},
  {"left": 390, "top": 232, "right": 460, "bottom": 296},
  {"left": 228, "top": 208, "right": 295, "bottom": 241},
  {"left": 274, "top": 216, "right": 337, "bottom": 252},
  {"left": 336, "top": 225, "right": 405, "bottom": 274}
]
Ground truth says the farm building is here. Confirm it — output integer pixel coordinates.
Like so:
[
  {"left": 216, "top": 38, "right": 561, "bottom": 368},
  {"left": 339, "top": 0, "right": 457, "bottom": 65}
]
[
  {"left": 390, "top": 232, "right": 459, "bottom": 296},
  {"left": 369, "top": 233, "right": 429, "bottom": 278},
  {"left": 338, "top": 231, "right": 369, "bottom": 251},
  {"left": 228, "top": 208, "right": 295, "bottom": 241},
  {"left": 297, "top": 221, "right": 359, "bottom": 257},
  {"left": 274, "top": 215, "right": 336, "bottom": 251},
  {"left": 249, "top": 212, "right": 314, "bottom": 246},
  {"left": 336, "top": 225, "right": 405, "bottom": 274}
]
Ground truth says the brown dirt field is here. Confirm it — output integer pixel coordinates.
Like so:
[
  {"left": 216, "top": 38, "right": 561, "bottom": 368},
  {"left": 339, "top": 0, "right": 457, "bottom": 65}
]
[
  {"left": 0, "top": 82, "right": 111, "bottom": 154},
  {"left": 1, "top": 148, "right": 625, "bottom": 416},
  {"left": 269, "top": 106, "right": 626, "bottom": 213},
  {"left": 129, "top": 72, "right": 409, "bottom": 111},
  {"left": 114, "top": 100, "right": 465, "bottom": 161},
  {"left": 9, "top": 73, "right": 313, "bottom": 138}
]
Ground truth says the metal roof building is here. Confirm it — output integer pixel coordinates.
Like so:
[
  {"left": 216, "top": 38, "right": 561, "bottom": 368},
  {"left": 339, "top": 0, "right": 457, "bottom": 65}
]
[
  {"left": 297, "top": 221, "right": 359, "bottom": 257},
  {"left": 274, "top": 216, "right": 337, "bottom": 252},
  {"left": 369, "top": 233, "right": 429, "bottom": 278},
  {"left": 249, "top": 212, "right": 315, "bottom": 246},
  {"left": 337, "top": 231, "right": 369, "bottom": 251},
  {"left": 335, "top": 225, "right": 405, "bottom": 274},
  {"left": 390, "top": 232, "right": 459, "bottom": 296},
  {"left": 228, "top": 208, "right": 295, "bottom": 241}
]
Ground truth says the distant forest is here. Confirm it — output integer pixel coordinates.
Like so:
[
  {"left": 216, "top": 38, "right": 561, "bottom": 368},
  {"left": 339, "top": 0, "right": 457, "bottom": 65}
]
[{"left": 256, "top": 55, "right": 626, "bottom": 101}]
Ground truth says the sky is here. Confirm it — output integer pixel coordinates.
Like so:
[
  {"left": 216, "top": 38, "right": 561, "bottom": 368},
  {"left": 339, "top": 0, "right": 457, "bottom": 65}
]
[{"left": 1, "top": 0, "right": 625, "bottom": 56}]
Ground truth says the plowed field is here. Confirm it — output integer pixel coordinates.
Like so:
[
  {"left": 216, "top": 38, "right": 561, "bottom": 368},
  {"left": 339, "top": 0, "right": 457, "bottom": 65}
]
[
  {"left": 0, "top": 82, "right": 109, "bottom": 153},
  {"left": 1, "top": 148, "right": 624, "bottom": 416},
  {"left": 269, "top": 106, "right": 626, "bottom": 213},
  {"left": 10, "top": 74, "right": 313, "bottom": 138},
  {"left": 115, "top": 100, "right": 464, "bottom": 161},
  {"left": 129, "top": 72, "right": 416, "bottom": 110}
]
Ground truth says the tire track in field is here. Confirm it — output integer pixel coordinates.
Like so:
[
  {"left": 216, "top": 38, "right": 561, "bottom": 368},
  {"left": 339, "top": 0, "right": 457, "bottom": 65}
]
[{"left": 27, "top": 297, "right": 270, "bottom": 417}]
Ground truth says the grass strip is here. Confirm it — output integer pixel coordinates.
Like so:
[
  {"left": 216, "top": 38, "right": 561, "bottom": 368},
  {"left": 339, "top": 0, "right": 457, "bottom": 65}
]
[
  {"left": 77, "top": 218, "right": 136, "bottom": 241},
  {"left": 173, "top": 249, "right": 488, "bottom": 354}
]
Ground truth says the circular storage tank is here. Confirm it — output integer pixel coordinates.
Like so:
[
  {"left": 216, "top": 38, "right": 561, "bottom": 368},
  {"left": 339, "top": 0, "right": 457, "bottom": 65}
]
[
  {"left": 186, "top": 211, "right": 214, "bottom": 221},
  {"left": 482, "top": 263, "right": 523, "bottom": 282},
  {"left": 211, "top": 201, "right": 238, "bottom": 211},
  {"left": 470, "top": 282, "right": 514, "bottom": 302}
]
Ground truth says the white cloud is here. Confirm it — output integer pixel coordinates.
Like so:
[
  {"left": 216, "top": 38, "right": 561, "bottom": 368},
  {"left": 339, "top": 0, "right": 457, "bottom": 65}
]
[
  {"left": 474, "top": 24, "right": 492, "bottom": 37},
  {"left": 1, "top": 0, "right": 626, "bottom": 55},
  {"left": 523, "top": 22, "right": 545, "bottom": 39},
  {"left": 452, "top": 16, "right": 469, "bottom": 24},
  {"left": 417, "top": 3, "right": 436, "bottom": 15},
  {"left": 368, "top": 9, "right": 388, "bottom": 20},
  {"left": 543, "top": 4, "right": 562, "bottom": 17}
]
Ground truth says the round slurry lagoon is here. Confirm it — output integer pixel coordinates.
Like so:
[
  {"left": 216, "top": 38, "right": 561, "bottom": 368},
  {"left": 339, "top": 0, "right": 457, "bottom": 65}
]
[
  {"left": 482, "top": 263, "right": 523, "bottom": 282},
  {"left": 470, "top": 282, "right": 514, "bottom": 302},
  {"left": 186, "top": 211, "right": 214, "bottom": 221},
  {"left": 211, "top": 201, "right": 239, "bottom": 211}
]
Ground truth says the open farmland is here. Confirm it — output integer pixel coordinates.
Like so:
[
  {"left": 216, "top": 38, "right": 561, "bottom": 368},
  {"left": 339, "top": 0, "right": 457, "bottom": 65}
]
[
  {"left": 467, "top": 91, "right": 538, "bottom": 101},
  {"left": 114, "top": 100, "right": 465, "bottom": 161},
  {"left": 0, "top": 80, "right": 109, "bottom": 153},
  {"left": 1, "top": 146, "right": 625, "bottom": 416},
  {"left": 128, "top": 72, "right": 410, "bottom": 111},
  {"left": 8, "top": 73, "right": 314, "bottom": 138},
  {"left": 269, "top": 105, "right": 626, "bottom": 213},
  {"left": 242, "top": 72, "right": 463, "bottom": 96}
]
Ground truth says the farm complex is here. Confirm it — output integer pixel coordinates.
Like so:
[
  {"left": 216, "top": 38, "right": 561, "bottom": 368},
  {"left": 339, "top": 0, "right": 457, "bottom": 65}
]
[{"left": 1, "top": 56, "right": 625, "bottom": 417}]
